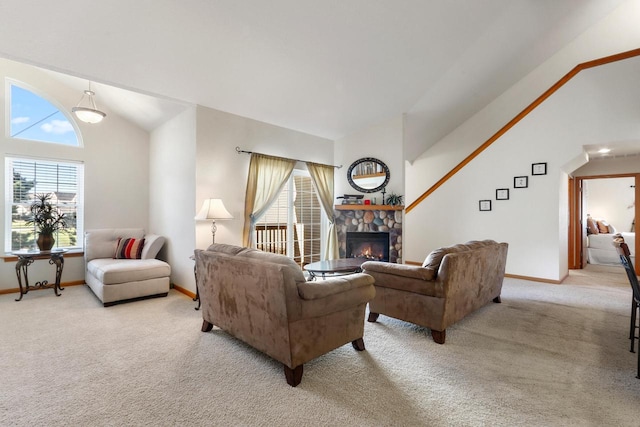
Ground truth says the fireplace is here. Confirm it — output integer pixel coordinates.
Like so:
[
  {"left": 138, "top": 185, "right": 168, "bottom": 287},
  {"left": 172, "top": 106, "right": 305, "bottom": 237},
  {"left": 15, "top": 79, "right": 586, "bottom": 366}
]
[
  {"left": 335, "top": 206, "right": 402, "bottom": 263},
  {"left": 346, "top": 232, "right": 389, "bottom": 262}
]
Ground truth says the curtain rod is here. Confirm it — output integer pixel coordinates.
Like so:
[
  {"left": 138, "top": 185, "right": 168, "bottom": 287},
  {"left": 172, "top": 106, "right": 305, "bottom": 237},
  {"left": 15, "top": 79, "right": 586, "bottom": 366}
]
[{"left": 236, "top": 147, "right": 342, "bottom": 168}]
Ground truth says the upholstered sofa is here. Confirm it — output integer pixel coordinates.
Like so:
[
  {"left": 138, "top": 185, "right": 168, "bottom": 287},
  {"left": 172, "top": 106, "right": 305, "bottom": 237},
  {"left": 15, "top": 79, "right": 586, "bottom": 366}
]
[
  {"left": 362, "top": 240, "right": 508, "bottom": 344},
  {"left": 84, "top": 228, "right": 171, "bottom": 306},
  {"left": 194, "top": 243, "right": 376, "bottom": 387}
]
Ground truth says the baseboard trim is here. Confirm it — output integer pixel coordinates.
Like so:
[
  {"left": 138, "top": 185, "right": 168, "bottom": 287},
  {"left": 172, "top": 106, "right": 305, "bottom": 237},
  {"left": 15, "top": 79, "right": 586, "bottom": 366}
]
[
  {"left": 0, "top": 280, "right": 85, "bottom": 295},
  {"left": 173, "top": 284, "right": 196, "bottom": 299},
  {"left": 504, "top": 273, "right": 567, "bottom": 285}
]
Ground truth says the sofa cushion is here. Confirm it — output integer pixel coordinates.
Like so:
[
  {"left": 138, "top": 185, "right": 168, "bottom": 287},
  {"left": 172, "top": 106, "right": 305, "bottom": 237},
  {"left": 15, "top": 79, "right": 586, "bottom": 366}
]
[
  {"left": 206, "top": 243, "right": 252, "bottom": 256},
  {"left": 114, "top": 237, "right": 145, "bottom": 259},
  {"left": 238, "top": 250, "right": 306, "bottom": 283},
  {"left": 87, "top": 258, "right": 171, "bottom": 285},
  {"left": 141, "top": 235, "right": 165, "bottom": 259},
  {"left": 297, "top": 273, "right": 375, "bottom": 300},
  {"left": 422, "top": 240, "right": 497, "bottom": 272},
  {"left": 422, "top": 244, "right": 468, "bottom": 270},
  {"left": 363, "top": 261, "right": 436, "bottom": 281},
  {"left": 85, "top": 228, "right": 145, "bottom": 261},
  {"left": 464, "top": 240, "right": 496, "bottom": 249}
]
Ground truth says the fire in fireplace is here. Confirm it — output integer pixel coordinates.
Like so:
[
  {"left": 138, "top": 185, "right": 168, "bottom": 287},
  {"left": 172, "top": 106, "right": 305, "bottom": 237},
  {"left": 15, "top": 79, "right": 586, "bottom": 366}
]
[{"left": 346, "top": 232, "right": 389, "bottom": 262}]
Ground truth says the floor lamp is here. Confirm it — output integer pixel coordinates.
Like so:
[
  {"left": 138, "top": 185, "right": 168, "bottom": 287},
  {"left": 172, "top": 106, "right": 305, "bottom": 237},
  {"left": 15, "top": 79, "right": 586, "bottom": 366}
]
[{"left": 195, "top": 198, "right": 234, "bottom": 244}]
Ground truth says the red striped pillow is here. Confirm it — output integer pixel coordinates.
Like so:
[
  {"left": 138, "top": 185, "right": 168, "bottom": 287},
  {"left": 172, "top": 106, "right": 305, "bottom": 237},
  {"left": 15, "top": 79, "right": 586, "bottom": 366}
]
[{"left": 114, "top": 237, "right": 145, "bottom": 259}]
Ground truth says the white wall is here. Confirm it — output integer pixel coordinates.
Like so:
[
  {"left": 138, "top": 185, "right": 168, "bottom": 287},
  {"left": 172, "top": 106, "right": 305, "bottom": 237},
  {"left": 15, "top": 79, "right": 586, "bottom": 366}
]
[
  {"left": 149, "top": 107, "right": 197, "bottom": 294},
  {"left": 158, "top": 105, "right": 334, "bottom": 294},
  {"left": 406, "top": 1, "right": 640, "bottom": 205},
  {"left": 403, "top": 1, "right": 640, "bottom": 281},
  {"left": 0, "top": 59, "right": 151, "bottom": 292},
  {"left": 335, "top": 115, "right": 404, "bottom": 203}
]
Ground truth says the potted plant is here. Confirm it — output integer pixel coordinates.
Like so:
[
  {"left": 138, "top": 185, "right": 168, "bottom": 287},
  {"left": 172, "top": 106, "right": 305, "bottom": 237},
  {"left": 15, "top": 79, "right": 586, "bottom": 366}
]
[
  {"left": 385, "top": 193, "right": 403, "bottom": 206},
  {"left": 26, "top": 193, "right": 67, "bottom": 251}
]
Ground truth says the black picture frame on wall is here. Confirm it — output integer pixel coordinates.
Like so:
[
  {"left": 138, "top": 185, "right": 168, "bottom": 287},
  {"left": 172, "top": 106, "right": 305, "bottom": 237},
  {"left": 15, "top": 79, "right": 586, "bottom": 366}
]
[
  {"left": 532, "top": 162, "right": 547, "bottom": 175},
  {"left": 479, "top": 200, "right": 492, "bottom": 211},
  {"left": 496, "top": 188, "right": 509, "bottom": 200},
  {"left": 514, "top": 176, "right": 528, "bottom": 188}
]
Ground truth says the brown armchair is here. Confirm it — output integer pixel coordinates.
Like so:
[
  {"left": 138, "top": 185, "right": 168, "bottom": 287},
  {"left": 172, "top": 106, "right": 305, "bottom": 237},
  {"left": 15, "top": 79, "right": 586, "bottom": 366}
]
[
  {"left": 194, "top": 243, "right": 376, "bottom": 386},
  {"left": 362, "top": 240, "right": 508, "bottom": 344}
]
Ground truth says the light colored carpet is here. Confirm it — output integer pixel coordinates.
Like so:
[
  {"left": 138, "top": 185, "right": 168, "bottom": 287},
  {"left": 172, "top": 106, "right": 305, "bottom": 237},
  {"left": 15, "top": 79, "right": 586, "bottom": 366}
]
[{"left": 1, "top": 266, "right": 639, "bottom": 426}]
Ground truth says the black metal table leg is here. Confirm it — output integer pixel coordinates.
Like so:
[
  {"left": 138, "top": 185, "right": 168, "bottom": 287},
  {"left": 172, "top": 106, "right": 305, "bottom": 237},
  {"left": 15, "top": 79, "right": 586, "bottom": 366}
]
[
  {"left": 14, "top": 258, "right": 33, "bottom": 301},
  {"left": 50, "top": 253, "right": 65, "bottom": 296}
]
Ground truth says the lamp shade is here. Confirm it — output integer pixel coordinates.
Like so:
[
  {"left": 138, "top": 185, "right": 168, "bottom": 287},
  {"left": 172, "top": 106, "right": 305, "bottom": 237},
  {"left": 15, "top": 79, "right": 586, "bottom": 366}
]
[
  {"left": 195, "top": 199, "right": 233, "bottom": 220},
  {"left": 72, "top": 84, "right": 106, "bottom": 124},
  {"left": 72, "top": 106, "right": 106, "bottom": 124}
]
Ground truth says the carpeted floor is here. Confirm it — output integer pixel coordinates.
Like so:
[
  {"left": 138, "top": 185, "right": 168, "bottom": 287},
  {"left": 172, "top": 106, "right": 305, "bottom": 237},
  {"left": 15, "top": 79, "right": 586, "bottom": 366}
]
[{"left": 1, "top": 265, "right": 639, "bottom": 426}]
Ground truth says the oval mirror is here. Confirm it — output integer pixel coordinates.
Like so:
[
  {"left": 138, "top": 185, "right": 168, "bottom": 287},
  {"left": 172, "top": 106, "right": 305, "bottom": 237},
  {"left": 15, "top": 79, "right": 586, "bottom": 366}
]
[{"left": 347, "top": 157, "right": 390, "bottom": 193}]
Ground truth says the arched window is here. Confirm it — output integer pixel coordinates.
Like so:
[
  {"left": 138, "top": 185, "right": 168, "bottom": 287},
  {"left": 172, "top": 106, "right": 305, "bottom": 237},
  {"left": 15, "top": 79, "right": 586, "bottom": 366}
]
[{"left": 8, "top": 81, "right": 81, "bottom": 146}]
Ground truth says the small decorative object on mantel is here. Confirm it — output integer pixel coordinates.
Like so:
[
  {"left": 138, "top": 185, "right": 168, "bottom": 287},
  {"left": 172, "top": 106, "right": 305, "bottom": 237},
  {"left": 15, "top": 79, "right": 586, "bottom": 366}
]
[
  {"left": 514, "top": 176, "right": 528, "bottom": 188},
  {"left": 496, "top": 188, "right": 509, "bottom": 200},
  {"left": 385, "top": 193, "right": 403, "bottom": 206},
  {"left": 479, "top": 200, "right": 492, "bottom": 211},
  {"left": 532, "top": 162, "right": 547, "bottom": 176},
  {"left": 26, "top": 193, "right": 67, "bottom": 251},
  {"left": 336, "top": 194, "right": 364, "bottom": 205}
]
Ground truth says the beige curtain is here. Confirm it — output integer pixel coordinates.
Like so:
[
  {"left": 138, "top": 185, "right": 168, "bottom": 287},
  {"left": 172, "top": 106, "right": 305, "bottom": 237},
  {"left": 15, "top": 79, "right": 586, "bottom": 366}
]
[
  {"left": 242, "top": 153, "right": 296, "bottom": 247},
  {"left": 307, "top": 162, "right": 339, "bottom": 260}
]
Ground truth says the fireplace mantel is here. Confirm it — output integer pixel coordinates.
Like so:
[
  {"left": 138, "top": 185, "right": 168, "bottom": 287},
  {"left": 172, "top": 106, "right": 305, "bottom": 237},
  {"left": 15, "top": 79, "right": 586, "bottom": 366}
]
[{"left": 335, "top": 205, "right": 404, "bottom": 211}]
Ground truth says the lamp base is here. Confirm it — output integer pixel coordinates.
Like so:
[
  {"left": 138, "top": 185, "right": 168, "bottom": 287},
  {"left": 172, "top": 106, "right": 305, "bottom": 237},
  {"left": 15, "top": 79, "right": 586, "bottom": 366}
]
[{"left": 211, "top": 220, "right": 217, "bottom": 244}]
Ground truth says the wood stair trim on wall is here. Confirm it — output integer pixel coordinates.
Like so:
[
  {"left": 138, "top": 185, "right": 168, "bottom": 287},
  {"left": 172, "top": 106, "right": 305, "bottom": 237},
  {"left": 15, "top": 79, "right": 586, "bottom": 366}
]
[{"left": 405, "top": 47, "right": 640, "bottom": 214}]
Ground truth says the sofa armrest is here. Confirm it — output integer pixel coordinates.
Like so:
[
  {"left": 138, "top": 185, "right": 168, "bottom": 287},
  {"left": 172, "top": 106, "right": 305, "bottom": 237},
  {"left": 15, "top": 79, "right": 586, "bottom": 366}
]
[
  {"left": 297, "top": 273, "right": 374, "bottom": 300},
  {"left": 362, "top": 261, "right": 436, "bottom": 281}
]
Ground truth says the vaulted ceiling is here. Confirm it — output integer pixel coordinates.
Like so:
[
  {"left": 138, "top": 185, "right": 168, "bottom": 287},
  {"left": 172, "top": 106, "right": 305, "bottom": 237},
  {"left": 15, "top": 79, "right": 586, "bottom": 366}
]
[{"left": 0, "top": 0, "right": 630, "bottom": 159}]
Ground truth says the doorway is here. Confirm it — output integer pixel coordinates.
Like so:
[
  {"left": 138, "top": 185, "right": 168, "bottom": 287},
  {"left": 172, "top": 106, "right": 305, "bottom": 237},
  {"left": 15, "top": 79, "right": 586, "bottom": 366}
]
[{"left": 569, "top": 173, "right": 639, "bottom": 274}]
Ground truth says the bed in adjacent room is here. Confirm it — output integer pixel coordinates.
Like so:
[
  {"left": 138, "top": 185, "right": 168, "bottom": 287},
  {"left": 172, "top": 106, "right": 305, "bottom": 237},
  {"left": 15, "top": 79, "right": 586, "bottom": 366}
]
[{"left": 586, "top": 217, "right": 635, "bottom": 265}]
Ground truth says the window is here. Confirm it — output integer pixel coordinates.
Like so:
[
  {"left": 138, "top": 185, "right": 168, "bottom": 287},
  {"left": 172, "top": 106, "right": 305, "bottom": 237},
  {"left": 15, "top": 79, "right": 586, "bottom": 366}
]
[
  {"left": 255, "top": 170, "right": 326, "bottom": 267},
  {"left": 8, "top": 81, "right": 80, "bottom": 146},
  {"left": 5, "top": 157, "right": 84, "bottom": 251}
]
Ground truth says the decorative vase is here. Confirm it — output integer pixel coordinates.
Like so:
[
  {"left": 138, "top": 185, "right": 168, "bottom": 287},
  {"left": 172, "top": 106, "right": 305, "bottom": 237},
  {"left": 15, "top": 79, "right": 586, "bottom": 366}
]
[{"left": 37, "top": 233, "right": 55, "bottom": 251}]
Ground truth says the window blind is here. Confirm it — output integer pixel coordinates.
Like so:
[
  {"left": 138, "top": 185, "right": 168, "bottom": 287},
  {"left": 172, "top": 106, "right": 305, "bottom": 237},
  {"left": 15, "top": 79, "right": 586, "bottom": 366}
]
[{"left": 5, "top": 157, "right": 84, "bottom": 251}]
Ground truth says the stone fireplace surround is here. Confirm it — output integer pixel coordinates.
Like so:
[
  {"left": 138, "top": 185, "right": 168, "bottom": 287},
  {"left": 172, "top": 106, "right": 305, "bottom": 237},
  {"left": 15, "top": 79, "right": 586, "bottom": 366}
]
[{"left": 334, "top": 205, "right": 403, "bottom": 263}]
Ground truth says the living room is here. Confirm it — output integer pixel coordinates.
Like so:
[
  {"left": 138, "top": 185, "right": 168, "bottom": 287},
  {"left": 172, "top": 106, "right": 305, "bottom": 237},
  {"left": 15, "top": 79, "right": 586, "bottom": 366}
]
[{"left": 2, "top": 1, "right": 640, "bottom": 425}]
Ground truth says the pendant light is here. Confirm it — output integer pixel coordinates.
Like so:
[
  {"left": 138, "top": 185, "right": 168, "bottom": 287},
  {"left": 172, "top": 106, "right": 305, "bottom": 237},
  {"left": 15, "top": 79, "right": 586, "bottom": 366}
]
[{"left": 72, "top": 82, "right": 106, "bottom": 124}]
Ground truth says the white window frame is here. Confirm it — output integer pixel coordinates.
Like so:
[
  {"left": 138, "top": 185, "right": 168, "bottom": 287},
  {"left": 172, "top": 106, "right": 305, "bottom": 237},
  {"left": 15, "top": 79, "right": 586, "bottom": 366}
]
[{"left": 5, "top": 156, "right": 85, "bottom": 252}]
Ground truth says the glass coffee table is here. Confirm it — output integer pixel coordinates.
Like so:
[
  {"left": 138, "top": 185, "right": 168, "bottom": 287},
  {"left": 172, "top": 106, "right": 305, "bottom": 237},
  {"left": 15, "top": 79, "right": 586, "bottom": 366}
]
[{"left": 303, "top": 258, "right": 367, "bottom": 280}]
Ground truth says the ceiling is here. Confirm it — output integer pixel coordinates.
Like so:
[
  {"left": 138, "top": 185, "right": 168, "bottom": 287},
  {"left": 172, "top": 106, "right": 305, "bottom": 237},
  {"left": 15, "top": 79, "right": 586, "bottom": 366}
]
[{"left": 0, "top": 0, "right": 633, "bottom": 158}]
